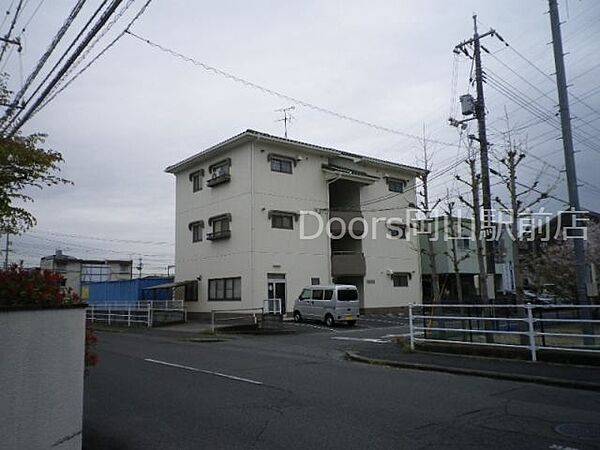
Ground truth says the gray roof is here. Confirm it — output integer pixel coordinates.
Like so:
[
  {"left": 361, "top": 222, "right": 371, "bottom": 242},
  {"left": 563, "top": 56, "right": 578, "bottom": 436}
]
[{"left": 165, "top": 129, "right": 426, "bottom": 175}]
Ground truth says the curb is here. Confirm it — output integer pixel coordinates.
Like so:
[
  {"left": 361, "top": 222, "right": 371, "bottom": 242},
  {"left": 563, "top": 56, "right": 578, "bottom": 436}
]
[{"left": 345, "top": 351, "right": 600, "bottom": 392}]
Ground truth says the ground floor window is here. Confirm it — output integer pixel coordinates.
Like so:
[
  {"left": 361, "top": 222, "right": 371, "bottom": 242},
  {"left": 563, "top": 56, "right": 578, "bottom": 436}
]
[
  {"left": 392, "top": 272, "right": 410, "bottom": 287},
  {"left": 208, "top": 277, "right": 241, "bottom": 301}
]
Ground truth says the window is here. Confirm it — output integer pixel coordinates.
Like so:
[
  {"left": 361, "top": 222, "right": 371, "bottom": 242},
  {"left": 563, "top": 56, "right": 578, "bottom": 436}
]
[
  {"left": 268, "top": 210, "right": 298, "bottom": 230},
  {"left": 338, "top": 289, "right": 358, "bottom": 301},
  {"left": 207, "top": 214, "right": 231, "bottom": 240},
  {"left": 299, "top": 288, "right": 311, "bottom": 300},
  {"left": 312, "top": 289, "right": 324, "bottom": 300},
  {"left": 457, "top": 237, "right": 470, "bottom": 250},
  {"left": 271, "top": 157, "right": 293, "bottom": 174},
  {"left": 208, "top": 277, "right": 241, "bottom": 301},
  {"left": 184, "top": 281, "right": 198, "bottom": 302},
  {"left": 386, "top": 177, "right": 406, "bottom": 193},
  {"left": 272, "top": 213, "right": 294, "bottom": 229},
  {"left": 311, "top": 277, "right": 320, "bottom": 286},
  {"left": 189, "top": 169, "right": 204, "bottom": 192},
  {"left": 81, "top": 264, "right": 111, "bottom": 283},
  {"left": 189, "top": 220, "right": 204, "bottom": 243},
  {"left": 207, "top": 158, "right": 231, "bottom": 187},
  {"left": 268, "top": 153, "right": 295, "bottom": 174},
  {"left": 324, "top": 289, "right": 334, "bottom": 300},
  {"left": 392, "top": 273, "right": 410, "bottom": 287}
]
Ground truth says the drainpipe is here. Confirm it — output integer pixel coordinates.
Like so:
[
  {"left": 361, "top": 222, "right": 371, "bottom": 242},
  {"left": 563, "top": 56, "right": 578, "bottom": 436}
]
[{"left": 250, "top": 139, "right": 256, "bottom": 308}]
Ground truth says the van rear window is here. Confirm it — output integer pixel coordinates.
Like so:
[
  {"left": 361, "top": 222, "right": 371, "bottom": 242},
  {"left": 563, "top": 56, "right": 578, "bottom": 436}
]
[{"left": 338, "top": 289, "right": 358, "bottom": 301}]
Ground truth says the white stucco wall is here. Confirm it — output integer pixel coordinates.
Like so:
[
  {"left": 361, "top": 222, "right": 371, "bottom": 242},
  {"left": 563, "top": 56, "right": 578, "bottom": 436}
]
[
  {"left": 0, "top": 307, "right": 86, "bottom": 450},
  {"left": 171, "top": 136, "right": 423, "bottom": 312},
  {"left": 358, "top": 164, "right": 423, "bottom": 307}
]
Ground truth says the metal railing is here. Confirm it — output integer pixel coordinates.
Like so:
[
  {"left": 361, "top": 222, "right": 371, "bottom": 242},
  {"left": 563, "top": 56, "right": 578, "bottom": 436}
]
[
  {"left": 86, "top": 300, "right": 185, "bottom": 328},
  {"left": 408, "top": 303, "right": 600, "bottom": 361},
  {"left": 210, "top": 298, "right": 282, "bottom": 333}
]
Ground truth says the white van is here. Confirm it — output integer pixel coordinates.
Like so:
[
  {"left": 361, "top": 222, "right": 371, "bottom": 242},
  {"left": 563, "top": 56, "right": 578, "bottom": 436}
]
[{"left": 293, "top": 284, "right": 360, "bottom": 327}]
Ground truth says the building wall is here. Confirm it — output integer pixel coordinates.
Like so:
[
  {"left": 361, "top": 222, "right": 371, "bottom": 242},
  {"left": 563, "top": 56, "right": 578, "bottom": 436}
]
[
  {"left": 359, "top": 164, "right": 423, "bottom": 307},
  {"left": 250, "top": 141, "right": 331, "bottom": 309},
  {"left": 173, "top": 138, "right": 422, "bottom": 312},
  {"left": 174, "top": 143, "right": 254, "bottom": 313}
]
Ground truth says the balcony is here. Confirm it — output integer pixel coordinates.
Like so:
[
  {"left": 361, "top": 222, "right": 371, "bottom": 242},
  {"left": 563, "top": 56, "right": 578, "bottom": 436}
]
[
  {"left": 329, "top": 211, "right": 365, "bottom": 237},
  {"left": 331, "top": 251, "right": 366, "bottom": 277},
  {"left": 206, "top": 173, "right": 231, "bottom": 187},
  {"left": 206, "top": 230, "right": 231, "bottom": 241}
]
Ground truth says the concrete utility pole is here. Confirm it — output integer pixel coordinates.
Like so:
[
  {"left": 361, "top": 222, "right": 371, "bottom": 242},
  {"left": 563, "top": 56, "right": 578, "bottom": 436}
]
[
  {"left": 3, "top": 232, "right": 10, "bottom": 269},
  {"left": 471, "top": 15, "right": 496, "bottom": 298},
  {"left": 548, "top": 0, "right": 589, "bottom": 307},
  {"left": 136, "top": 257, "right": 143, "bottom": 278},
  {"left": 454, "top": 15, "right": 497, "bottom": 300}
]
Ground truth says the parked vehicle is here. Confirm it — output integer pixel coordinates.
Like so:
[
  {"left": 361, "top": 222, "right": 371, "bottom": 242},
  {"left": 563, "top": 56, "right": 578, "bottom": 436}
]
[{"left": 293, "top": 284, "right": 360, "bottom": 327}]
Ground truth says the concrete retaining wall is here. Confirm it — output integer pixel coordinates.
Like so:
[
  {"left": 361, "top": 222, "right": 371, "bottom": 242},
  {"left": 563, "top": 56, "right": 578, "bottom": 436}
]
[{"left": 0, "top": 306, "right": 86, "bottom": 450}]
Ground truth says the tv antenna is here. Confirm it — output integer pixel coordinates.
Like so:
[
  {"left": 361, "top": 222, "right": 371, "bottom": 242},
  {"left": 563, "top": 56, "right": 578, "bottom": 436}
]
[{"left": 275, "top": 106, "right": 295, "bottom": 138}]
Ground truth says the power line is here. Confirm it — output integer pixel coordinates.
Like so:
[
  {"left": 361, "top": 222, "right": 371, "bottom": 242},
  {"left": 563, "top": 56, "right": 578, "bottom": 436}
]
[
  {"left": 38, "top": 0, "right": 155, "bottom": 113},
  {"left": 125, "top": 30, "right": 458, "bottom": 150},
  {"left": 1, "top": 0, "right": 110, "bottom": 132},
  {"left": 0, "top": 0, "right": 87, "bottom": 122},
  {"left": 5, "top": 0, "right": 125, "bottom": 136},
  {"left": 0, "top": 0, "right": 23, "bottom": 63}
]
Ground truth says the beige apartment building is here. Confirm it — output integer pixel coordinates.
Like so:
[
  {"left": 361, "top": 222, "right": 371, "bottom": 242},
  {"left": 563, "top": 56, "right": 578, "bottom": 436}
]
[{"left": 166, "top": 130, "right": 425, "bottom": 315}]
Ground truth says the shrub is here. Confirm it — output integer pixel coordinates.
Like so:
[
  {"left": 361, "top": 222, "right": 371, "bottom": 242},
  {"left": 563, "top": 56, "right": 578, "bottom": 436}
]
[{"left": 0, "top": 264, "right": 80, "bottom": 306}]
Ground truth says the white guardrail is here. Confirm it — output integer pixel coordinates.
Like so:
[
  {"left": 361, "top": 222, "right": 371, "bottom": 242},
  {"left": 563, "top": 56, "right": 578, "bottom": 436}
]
[
  {"left": 210, "top": 298, "right": 282, "bottom": 334},
  {"left": 86, "top": 300, "right": 185, "bottom": 328},
  {"left": 408, "top": 303, "right": 600, "bottom": 361}
]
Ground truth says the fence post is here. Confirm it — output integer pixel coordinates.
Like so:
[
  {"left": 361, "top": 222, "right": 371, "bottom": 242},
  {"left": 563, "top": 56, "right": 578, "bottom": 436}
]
[
  {"left": 91, "top": 305, "right": 95, "bottom": 323},
  {"left": 147, "top": 303, "right": 152, "bottom": 328},
  {"left": 211, "top": 310, "right": 215, "bottom": 334},
  {"left": 108, "top": 305, "right": 111, "bottom": 325},
  {"left": 526, "top": 303, "right": 537, "bottom": 362},
  {"left": 408, "top": 303, "right": 415, "bottom": 350},
  {"left": 127, "top": 306, "right": 131, "bottom": 327}
]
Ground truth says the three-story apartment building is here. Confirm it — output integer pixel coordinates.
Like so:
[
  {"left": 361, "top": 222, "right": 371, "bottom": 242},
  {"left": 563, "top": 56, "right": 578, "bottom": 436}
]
[{"left": 166, "top": 130, "right": 425, "bottom": 316}]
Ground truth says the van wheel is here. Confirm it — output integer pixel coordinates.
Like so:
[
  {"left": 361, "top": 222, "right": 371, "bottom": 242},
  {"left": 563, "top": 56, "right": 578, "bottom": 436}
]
[
  {"left": 293, "top": 311, "right": 302, "bottom": 323},
  {"left": 347, "top": 320, "right": 356, "bottom": 327},
  {"left": 324, "top": 314, "right": 335, "bottom": 327}
]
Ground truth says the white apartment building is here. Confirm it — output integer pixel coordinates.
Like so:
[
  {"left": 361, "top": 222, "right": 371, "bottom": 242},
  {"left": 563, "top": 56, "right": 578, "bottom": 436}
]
[{"left": 166, "top": 130, "right": 425, "bottom": 315}]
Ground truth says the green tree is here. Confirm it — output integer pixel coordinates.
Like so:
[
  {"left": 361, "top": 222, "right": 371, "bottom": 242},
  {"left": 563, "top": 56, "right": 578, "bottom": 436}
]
[{"left": 0, "top": 75, "right": 71, "bottom": 233}]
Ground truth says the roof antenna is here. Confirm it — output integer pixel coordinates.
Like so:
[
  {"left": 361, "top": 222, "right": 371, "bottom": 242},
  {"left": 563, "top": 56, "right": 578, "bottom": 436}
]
[{"left": 275, "top": 106, "right": 295, "bottom": 138}]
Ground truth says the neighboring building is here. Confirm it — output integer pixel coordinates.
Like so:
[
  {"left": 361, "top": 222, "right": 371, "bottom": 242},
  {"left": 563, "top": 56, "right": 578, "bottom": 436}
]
[
  {"left": 40, "top": 250, "right": 132, "bottom": 296},
  {"left": 166, "top": 129, "right": 425, "bottom": 315},
  {"left": 521, "top": 211, "right": 599, "bottom": 300},
  {"left": 420, "top": 217, "right": 516, "bottom": 302},
  {"left": 82, "top": 276, "right": 175, "bottom": 304}
]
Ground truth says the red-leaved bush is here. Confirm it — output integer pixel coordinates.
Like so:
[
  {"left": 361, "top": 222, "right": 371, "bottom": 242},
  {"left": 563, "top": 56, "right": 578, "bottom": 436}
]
[
  {"left": 0, "top": 264, "right": 80, "bottom": 306},
  {"left": 0, "top": 264, "right": 97, "bottom": 369}
]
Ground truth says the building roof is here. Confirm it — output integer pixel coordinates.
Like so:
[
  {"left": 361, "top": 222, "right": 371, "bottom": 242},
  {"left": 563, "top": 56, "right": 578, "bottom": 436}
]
[{"left": 165, "top": 129, "right": 426, "bottom": 176}]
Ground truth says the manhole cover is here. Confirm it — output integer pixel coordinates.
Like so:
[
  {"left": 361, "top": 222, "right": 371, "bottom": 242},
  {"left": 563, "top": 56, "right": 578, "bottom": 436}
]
[{"left": 555, "top": 423, "right": 600, "bottom": 441}]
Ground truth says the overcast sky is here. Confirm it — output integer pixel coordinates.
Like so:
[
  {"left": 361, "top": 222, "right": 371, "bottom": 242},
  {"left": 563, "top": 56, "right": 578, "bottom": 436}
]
[{"left": 4, "top": 0, "right": 600, "bottom": 273}]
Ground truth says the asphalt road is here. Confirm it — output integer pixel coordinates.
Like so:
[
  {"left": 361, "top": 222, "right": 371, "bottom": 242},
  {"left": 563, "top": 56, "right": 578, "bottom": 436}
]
[{"left": 84, "top": 318, "right": 600, "bottom": 449}]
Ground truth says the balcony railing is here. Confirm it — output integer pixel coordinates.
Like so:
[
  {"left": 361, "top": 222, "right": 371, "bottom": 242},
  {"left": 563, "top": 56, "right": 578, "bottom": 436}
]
[
  {"left": 331, "top": 251, "right": 366, "bottom": 277},
  {"left": 206, "top": 230, "right": 231, "bottom": 241},
  {"left": 206, "top": 173, "right": 231, "bottom": 187}
]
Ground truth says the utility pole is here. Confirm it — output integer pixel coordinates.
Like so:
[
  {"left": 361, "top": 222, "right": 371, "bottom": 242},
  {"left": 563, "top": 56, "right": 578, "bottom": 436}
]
[
  {"left": 3, "top": 232, "right": 10, "bottom": 269},
  {"left": 548, "top": 0, "right": 588, "bottom": 307},
  {"left": 136, "top": 257, "right": 143, "bottom": 278},
  {"left": 454, "top": 15, "right": 498, "bottom": 300}
]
